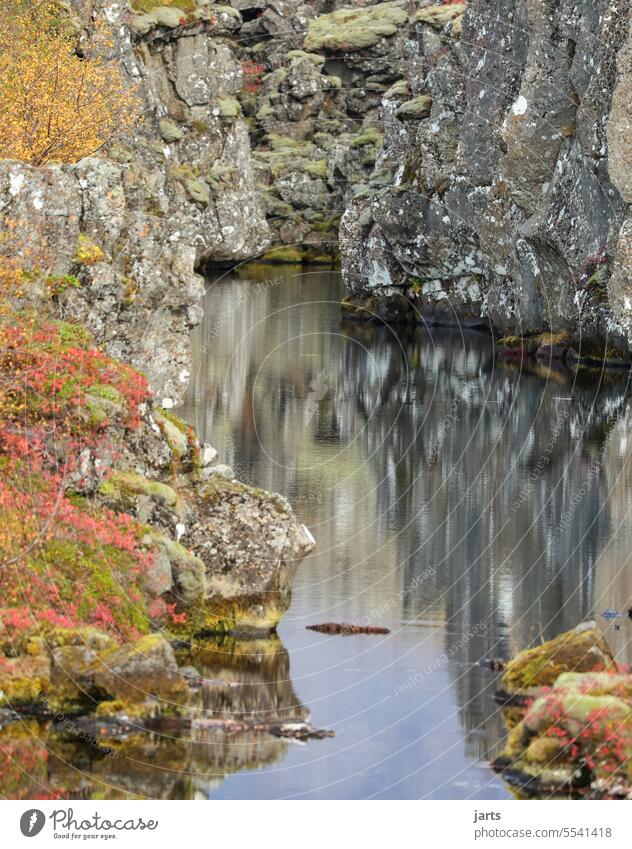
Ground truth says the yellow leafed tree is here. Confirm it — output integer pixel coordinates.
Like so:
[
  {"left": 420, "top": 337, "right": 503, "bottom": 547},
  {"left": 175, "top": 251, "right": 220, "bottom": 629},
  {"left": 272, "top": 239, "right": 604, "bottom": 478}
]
[{"left": 0, "top": 0, "right": 139, "bottom": 166}]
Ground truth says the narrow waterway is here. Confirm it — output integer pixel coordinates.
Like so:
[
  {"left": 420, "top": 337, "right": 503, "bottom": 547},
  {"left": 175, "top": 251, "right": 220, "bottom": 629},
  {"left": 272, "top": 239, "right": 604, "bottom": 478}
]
[
  {"left": 3, "top": 266, "right": 631, "bottom": 800},
  {"left": 177, "top": 266, "right": 632, "bottom": 799}
]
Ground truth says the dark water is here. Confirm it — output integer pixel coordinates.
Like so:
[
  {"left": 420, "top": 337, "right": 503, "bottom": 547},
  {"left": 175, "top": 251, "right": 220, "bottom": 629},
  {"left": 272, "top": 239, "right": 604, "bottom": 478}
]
[{"left": 3, "top": 267, "right": 632, "bottom": 800}]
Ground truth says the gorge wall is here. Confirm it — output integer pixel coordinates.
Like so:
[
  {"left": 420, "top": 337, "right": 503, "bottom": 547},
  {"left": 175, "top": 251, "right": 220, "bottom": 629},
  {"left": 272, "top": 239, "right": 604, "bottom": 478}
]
[
  {"left": 4, "top": 1, "right": 632, "bottom": 395},
  {"left": 339, "top": 0, "right": 632, "bottom": 362},
  {"left": 1, "top": 0, "right": 270, "bottom": 404}
]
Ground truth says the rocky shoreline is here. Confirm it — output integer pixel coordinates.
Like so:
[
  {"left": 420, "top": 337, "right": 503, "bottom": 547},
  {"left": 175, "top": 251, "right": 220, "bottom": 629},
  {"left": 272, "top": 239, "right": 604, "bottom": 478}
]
[{"left": 491, "top": 622, "right": 632, "bottom": 799}]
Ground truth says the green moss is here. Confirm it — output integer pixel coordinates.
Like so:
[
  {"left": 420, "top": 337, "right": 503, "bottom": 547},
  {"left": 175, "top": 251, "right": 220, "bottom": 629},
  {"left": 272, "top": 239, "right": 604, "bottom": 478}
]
[
  {"left": 145, "top": 530, "right": 206, "bottom": 604},
  {"left": 159, "top": 118, "right": 183, "bottom": 143},
  {"left": 99, "top": 470, "right": 184, "bottom": 517},
  {"left": 524, "top": 735, "right": 566, "bottom": 765},
  {"left": 286, "top": 50, "right": 326, "bottom": 66},
  {"left": 416, "top": 3, "right": 466, "bottom": 27},
  {"left": 185, "top": 178, "right": 210, "bottom": 205},
  {"left": 153, "top": 408, "right": 194, "bottom": 459},
  {"left": 28, "top": 540, "right": 150, "bottom": 634},
  {"left": 170, "top": 163, "right": 198, "bottom": 181},
  {"left": 385, "top": 79, "right": 410, "bottom": 98},
  {"left": 304, "top": 158, "right": 328, "bottom": 179},
  {"left": 396, "top": 95, "right": 432, "bottom": 120},
  {"left": 260, "top": 246, "right": 305, "bottom": 264},
  {"left": 350, "top": 127, "right": 383, "bottom": 148},
  {"left": 191, "top": 119, "right": 212, "bottom": 134},
  {"left": 168, "top": 593, "right": 286, "bottom": 639},
  {"left": 304, "top": 2, "right": 408, "bottom": 52},
  {"left": 265, "top": 133, "right": 315, "bottom": 154},
  {"left": 256, "top": 104, "right": 275, "bottom": 120},
  {"left": 501, "top": 623, "right": 617, "bottom": 694},
  {"left": 207, "top": 162, "right": 235, "bottom": 190},
  {"left": 215, "top": 96, "right": 241, "bottom": 119}
]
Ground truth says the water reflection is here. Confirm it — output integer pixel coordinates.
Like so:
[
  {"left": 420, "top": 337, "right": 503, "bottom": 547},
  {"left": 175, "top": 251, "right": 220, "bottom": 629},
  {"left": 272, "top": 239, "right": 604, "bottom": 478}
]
[
  {"left": 178, "top": 268, "right": 632, "bottom": 797},
  {"left": 0, "top": 636, "right": 309, "bottom": 799},
  {"left": 5, "top": 268, "right": 627, "bottom": 799}
]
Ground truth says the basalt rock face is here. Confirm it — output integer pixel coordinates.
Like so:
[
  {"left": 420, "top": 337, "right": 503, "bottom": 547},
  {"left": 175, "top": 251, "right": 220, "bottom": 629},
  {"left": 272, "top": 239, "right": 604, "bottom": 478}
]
[
  {"left": 0, "top": 0, "right": 270, "bottom": 403},
  {"left": 340, "top": 0, "right": 632, "bottom": 360},
  {"left": 223, "top": 0, "right": 416, "bottom": 262}
]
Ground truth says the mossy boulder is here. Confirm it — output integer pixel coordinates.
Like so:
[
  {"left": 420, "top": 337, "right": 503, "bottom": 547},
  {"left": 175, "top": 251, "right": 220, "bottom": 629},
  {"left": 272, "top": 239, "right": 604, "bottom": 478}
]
[
  {"left": 396, "top": 95, "right": 432, "bottom": 120},
  {"left": 153, "top": 408, "right": 190, "bottom": 459},
  {"left": 304, "top": 2, "right": 408, "bottom": 52},
  {"left": 144, "top": 530, "right": 206, "bottom": 604},
  {"left": 416, "top": 2, "right": 466, "bottom": 28},
  {"left": 1, "top": 626, "right": 188, "bottom": 717},
  {"left": 493, "top": 624, "right": 632, "bottom": 796},
  {"left": 97, "top": 634, "right": 189, "bottom": 709},
  {"left": 166, "top": 477, "right": 315, "bottom": 636},
  {"left": 499, "top": 621, "right": 617, "bottom": 697},
  {"left": 99, "top": 470, "right": 185, "bottom": 520}
]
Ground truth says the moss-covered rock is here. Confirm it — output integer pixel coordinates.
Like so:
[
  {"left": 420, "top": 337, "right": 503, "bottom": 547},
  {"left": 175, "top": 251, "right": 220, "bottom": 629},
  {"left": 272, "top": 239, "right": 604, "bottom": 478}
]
[
  {"left": 500, "top": 621, "right": 617, "bottom": 697},
  {"left": 396, "top": 95, "right": 432, "bottom": 120},
  {"left": 153, "top": 408, "right": 190, "bottom": 459},
  {"left": 99, "top": 470, "right": 185, "bottom": 519},
  {"left": 97, "top": 634, "right": 189, "bottom": 709},
  {"left": 304, "top": 3, "right": 408, "bottom": 52},
  {"left": 144, "top": 530, "right": 206, "bottom": 604},
  {"left": 158, "top": 118, "right": 183, "bottom": 143},
  {"left": 350, "top": 127, "right": 384, "bottom": 148},
  {"left": 416, "top": 2, "right": 466, "bottom": 28},
  {"left": 493, "top": 624, "right": 632, "bottom": 797}
]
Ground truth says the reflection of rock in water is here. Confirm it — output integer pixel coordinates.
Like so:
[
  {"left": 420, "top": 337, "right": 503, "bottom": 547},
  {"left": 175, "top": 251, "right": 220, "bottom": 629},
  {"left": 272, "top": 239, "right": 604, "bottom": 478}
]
[
  {"left": 188, "top": 635, "right": 310, "bottom": 725},
  {"left": 0, "top": 636, "right": 309, "bottom": 799}
]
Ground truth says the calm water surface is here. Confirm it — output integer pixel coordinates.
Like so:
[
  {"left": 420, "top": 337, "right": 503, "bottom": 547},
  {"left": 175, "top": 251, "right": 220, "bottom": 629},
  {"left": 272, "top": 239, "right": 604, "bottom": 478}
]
[
  {"left": 177, "top": 267, "right": 632, "bottom": 799},
  {"left": 4, "top": 268, "right": 632, "bottom": 800}
]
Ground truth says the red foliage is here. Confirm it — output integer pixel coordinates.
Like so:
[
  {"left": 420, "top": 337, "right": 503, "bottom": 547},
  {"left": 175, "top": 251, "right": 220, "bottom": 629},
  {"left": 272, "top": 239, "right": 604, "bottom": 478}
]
[{"left": 0, "top": 310, "right": 153, "bottom": 643}]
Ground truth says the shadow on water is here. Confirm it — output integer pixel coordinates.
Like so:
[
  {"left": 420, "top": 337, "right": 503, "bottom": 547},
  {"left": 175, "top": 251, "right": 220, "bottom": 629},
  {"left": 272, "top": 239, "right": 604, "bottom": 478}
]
[{"left": 4, "top": 267, "right": 631, "bottom": 799}]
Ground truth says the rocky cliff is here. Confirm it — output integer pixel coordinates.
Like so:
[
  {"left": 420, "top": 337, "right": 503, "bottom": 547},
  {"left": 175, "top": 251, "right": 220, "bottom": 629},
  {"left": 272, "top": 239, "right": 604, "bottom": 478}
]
[
  {"left": 339, "top": 0, "right": 632, "bottom": 363},
  {"left": 1, "top": 0, "right": 270, "bottom": 404}
]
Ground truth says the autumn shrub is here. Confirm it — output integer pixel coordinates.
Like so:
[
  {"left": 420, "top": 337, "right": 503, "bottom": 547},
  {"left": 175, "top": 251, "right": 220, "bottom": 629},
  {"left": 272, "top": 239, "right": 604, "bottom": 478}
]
[
  {"left": 0, "top": 0, "right": 139, "bottom": 165},
  {"left": 0, "top": 304, "right": 153, "bottom": 642}
]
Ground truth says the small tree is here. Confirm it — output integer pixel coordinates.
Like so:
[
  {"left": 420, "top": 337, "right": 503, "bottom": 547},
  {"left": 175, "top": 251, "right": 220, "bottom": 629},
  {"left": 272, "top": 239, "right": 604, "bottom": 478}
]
[{"left": 0, "top": 1, "right": 139, "bottom": 166}]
